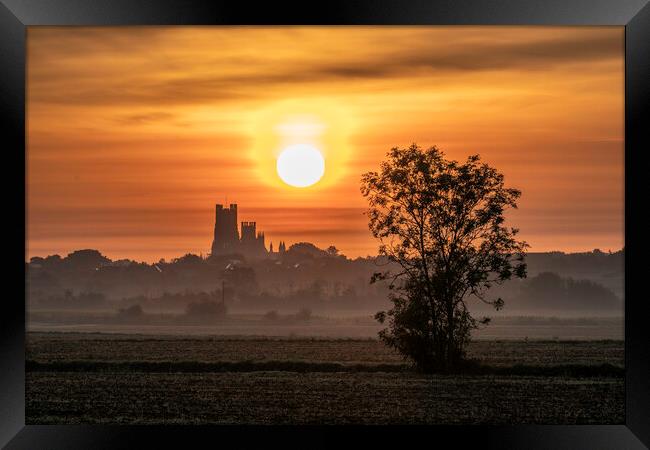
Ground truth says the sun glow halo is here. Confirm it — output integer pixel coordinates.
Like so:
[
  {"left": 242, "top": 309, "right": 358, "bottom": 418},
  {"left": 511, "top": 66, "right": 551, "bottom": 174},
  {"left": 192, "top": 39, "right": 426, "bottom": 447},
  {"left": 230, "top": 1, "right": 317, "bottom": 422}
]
[{"left": 248, "top": 99, "right": 356, "bottom": 190}]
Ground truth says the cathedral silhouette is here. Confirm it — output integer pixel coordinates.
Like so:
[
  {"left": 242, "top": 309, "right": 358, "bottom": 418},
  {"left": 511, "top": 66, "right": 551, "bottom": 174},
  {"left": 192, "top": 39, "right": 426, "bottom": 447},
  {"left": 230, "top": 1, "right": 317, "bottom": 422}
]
[{"left": 210, "top": 204, "right": 285, "bottom": 259}]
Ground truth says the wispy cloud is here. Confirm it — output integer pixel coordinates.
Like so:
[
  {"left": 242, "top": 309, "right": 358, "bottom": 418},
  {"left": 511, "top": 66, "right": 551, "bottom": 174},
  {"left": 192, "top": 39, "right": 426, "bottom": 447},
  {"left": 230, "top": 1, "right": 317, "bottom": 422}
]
[{"left": 28, "top": 27, "right": 622, "bottom": 107}]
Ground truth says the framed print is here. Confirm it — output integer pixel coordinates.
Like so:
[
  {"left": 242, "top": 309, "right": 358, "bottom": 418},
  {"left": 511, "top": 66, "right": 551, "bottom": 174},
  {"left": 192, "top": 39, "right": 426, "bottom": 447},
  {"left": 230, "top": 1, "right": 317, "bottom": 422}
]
[{"left": 1, "top": 0, "right": 649, "bottom": 448}]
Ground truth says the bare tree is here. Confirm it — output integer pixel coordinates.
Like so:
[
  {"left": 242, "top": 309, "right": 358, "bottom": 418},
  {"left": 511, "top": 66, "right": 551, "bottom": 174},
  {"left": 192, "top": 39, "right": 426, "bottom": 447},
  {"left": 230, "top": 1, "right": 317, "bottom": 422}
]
[{"left": 361, "top": 144, "right": 527, "bottom": 371}]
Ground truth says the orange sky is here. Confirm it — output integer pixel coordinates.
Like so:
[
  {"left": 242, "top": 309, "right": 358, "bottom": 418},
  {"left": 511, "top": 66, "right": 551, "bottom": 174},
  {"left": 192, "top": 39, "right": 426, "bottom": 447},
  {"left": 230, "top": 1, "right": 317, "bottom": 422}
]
[{"left": 27, "top": 26, "right": 624, "bottom": 262}]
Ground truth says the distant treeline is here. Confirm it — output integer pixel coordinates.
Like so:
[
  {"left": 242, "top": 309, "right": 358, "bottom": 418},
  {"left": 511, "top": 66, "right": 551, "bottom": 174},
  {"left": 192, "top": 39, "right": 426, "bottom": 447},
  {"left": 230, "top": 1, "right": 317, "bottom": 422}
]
[{"left": 27, "top": 246, "right": 623, "bottom": 313}]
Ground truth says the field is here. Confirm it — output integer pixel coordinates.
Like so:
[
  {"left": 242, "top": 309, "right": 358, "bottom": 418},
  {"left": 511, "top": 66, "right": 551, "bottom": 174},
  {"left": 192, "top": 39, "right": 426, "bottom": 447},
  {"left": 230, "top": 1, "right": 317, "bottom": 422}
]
[
  {"left": 26, "top": 332, "right": 624, "bottom": 425},
  {"left": 27, "top": 313, "right": 624, "bottom": 340}
]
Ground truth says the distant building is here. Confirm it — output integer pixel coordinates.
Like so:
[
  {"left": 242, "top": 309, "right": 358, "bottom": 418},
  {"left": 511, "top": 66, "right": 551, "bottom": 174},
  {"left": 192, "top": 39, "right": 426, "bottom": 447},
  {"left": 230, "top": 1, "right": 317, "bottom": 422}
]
[
  {"left": 268, "top": 241, "right": 286, "bottom": 258},
  {"left": 211, "top": 204, "right": 239, "bottom": 256},
  {"left": 210, "top": 203, "right": 286, "bottom": 259},
  {"left": 240, "top": 221, "right": 267, "bottom": 258}
]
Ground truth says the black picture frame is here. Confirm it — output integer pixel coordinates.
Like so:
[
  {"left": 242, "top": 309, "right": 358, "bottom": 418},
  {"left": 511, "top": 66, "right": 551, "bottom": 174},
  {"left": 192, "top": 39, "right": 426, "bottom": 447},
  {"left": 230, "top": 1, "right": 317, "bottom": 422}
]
[{"left": 1, "top": 0, "right": 648, "bottom": 448}]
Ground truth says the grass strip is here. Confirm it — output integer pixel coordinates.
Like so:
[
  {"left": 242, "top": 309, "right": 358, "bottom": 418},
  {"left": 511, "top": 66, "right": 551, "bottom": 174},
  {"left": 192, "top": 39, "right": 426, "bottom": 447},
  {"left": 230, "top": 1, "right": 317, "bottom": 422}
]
[{"left": 26, "top": 360, "right": 623, "bottom": 377}]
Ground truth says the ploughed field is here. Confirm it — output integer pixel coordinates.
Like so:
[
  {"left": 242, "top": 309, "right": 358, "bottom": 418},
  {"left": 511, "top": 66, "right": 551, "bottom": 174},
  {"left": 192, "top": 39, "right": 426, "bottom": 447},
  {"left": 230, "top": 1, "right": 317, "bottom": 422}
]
[{"left": 26, "top": 332, "right": 624, "bottom": 424}]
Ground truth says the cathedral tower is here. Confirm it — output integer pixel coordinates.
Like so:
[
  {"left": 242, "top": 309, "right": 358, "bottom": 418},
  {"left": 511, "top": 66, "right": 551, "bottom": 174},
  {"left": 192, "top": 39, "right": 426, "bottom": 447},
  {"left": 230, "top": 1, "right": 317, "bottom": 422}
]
[{"left": 211, "top": 204, "right": 239, "bottom": 256}]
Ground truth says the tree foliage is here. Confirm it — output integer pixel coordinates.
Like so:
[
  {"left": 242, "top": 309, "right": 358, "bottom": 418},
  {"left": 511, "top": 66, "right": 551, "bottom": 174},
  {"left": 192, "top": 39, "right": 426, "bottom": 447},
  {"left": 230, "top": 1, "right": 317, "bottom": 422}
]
[{"left": 361, "top": 144, "right": 527, "bottom": 371}]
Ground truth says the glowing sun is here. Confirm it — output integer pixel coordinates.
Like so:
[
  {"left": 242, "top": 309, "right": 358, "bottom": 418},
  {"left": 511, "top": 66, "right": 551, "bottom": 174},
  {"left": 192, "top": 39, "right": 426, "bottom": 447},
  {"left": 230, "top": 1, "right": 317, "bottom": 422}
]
[{"left": 276, "top": 144, "right": 325, "bottom": 188}]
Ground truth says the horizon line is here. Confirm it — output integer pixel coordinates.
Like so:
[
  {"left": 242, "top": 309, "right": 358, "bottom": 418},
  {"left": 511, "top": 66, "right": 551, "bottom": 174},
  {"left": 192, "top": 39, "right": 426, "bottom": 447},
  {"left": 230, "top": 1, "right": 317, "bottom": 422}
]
[{"left": 26, "top": 246, "right": 625, "bottom": 265}]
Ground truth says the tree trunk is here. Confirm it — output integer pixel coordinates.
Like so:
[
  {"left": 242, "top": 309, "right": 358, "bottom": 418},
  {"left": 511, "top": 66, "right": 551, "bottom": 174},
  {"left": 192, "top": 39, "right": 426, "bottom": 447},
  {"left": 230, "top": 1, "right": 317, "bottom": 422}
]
[{"left": 446, "top": 299, "right": 454, "bottom": 370}]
